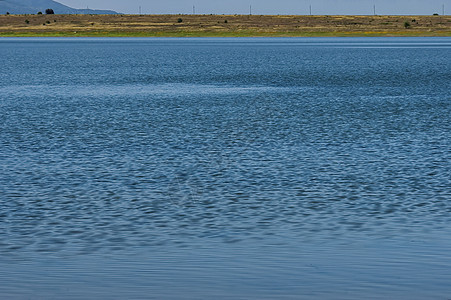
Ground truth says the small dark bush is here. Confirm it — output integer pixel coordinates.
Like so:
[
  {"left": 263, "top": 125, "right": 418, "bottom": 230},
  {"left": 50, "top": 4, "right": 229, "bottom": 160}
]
[
  {"left": 6, "top": 12, "right": 10, "bottom": 15},
  {"left": 433, "top": 13, "right": 439, "bottom": 16},
  {"left": 45, "top": 9, "right": 54, "bottom": 14},
  {"left": 46, "top": 20, "right": 50, "bottom": 24},
  {"left": 224, "top": 20, "right": 228, "bottom": 23},
  {"left": 37, "top": 11, "right": 43, "bottom": 15},
  {"left": 177, "top": 18, "right": 183, "bottom": 23},
  {"left": 25, "top": 19, "right": 30, "bottom": 24},
  {"left": 404, "top": 21, "right": 411, "bottom": 28}
]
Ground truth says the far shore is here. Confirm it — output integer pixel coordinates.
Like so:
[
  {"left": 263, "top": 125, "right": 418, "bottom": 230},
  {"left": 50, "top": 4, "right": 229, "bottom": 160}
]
[{"left": 0, "top": 14, "right": 450, "bottom": 37}]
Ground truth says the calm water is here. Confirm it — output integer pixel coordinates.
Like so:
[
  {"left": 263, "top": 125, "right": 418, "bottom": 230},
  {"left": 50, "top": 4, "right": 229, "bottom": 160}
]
[{"left": 1, "top": 37, "right": 450, "bottom": 299}]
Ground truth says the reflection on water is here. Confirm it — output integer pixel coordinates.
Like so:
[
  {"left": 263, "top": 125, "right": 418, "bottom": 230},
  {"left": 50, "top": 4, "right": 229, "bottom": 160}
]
[
  {"left": 0, "top": 37, "right": 450, "bottom": 298},
  {"left": 0, "top": 83, "right": 293, "bottom": 98}
]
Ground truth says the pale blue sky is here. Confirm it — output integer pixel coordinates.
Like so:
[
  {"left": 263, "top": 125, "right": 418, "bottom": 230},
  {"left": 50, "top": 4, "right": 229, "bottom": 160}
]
[{"left": 57, "top": 0, "right": 450, "bottom": 15}]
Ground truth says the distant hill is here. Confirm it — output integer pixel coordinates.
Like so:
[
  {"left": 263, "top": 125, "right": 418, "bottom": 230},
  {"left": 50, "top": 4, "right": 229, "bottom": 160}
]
[{"left": 0, "top": 0, "right": 118, "bottom": 14}]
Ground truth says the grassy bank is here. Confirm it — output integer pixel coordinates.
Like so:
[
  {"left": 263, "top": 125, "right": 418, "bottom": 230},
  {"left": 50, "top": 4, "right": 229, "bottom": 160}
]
[{"left": 0, "top": 14, "right": 450, "bottom": 37}]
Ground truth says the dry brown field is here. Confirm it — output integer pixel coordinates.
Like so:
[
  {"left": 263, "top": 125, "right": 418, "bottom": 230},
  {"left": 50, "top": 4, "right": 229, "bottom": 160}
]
[{"left": 0, "top": 14, "right": 450, "bottom": 36}]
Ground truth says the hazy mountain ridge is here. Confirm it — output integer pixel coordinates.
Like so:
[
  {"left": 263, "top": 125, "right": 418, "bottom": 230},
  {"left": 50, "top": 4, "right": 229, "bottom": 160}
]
[{"left": 1, "top": 0, "right": 118, "bottom": 14}]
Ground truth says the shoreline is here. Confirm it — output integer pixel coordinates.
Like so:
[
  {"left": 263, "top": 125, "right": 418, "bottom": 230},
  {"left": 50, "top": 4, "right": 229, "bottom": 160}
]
[{"left": 1, "top": 14, "right": 450, "bottom": 37}]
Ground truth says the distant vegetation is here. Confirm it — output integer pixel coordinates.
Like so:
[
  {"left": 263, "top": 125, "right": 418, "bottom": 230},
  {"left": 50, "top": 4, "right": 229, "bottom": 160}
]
[
  {"left": 0, "top": 14, "right": 450, "bottom": 37},
  {"left": 45, "top": 9, "right": 54, "bottom": 15}
]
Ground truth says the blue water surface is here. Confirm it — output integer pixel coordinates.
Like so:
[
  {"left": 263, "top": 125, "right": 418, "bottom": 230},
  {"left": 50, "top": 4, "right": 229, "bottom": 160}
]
[{"left": 0, "top": 37, "right": 450, "bottom": 299}]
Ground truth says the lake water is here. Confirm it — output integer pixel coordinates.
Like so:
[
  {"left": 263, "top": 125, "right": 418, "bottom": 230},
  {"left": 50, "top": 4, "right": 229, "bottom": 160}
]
[{"left": 0, "top": 37, "right": 450, "bottom": 299}]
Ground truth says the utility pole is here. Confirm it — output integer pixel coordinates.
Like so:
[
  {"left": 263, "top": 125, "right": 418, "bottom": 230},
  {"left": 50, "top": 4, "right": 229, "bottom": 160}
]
[
  {"left": 443, "top": 4, "right": 445, "bottom": 15},
  {"left": 139, "top": 6, "right": 141, "bottom": 14},
  {"left": 309, "top": 5, "right": 312, "bottom": 16},
  {"left": 373, "top": 4, "right": 376, "bottom": 15},
  {"left": 250, "top": 5, "right": 252, "bottom": 15},
  {"left": 193, "top": 5, "right": 195, "bottom": 14}
]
